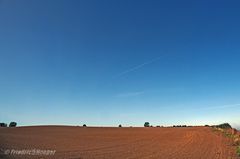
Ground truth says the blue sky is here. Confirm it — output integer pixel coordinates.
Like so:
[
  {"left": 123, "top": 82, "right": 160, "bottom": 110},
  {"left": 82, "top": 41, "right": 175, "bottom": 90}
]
[{"left": 0, "top": 0, "right": 240, "bottom": 128}]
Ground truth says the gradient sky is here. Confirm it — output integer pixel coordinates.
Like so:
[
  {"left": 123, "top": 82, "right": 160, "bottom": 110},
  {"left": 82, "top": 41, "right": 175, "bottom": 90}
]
[{"left": 0, "top": 0, "right": 240, "bottom": 128}]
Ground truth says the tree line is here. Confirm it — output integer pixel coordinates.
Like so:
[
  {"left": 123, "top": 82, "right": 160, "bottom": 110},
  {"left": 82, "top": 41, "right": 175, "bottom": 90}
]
[{"left": 0, "top": 122, "right": 17, "bottom": 127}]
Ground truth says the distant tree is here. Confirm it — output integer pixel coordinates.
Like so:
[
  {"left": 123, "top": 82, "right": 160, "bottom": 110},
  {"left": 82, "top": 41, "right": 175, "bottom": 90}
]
[
  {"left": 205, "top": 125, "right": 209, "bottom": 127},
  {"left": 118, "top": 124, "right": 122, "bottom": 127},
  {"left": 175, "top": 125, "right": 182, "bottom": 127},
  {"left": 0, "top": 123, "right": 7, "bottom": 127},
  {"left": 83, "top": 124, "right": 87, "bottom": 127},
  {"left": 144, "top": 122, "right": 150, "bottom": 127},
  {"left": 9, "top": 122, "right": 17, "bottom": 127}
]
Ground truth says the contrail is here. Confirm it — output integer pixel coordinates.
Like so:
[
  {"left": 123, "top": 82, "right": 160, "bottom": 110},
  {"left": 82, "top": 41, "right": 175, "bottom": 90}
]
[{"left": 114, "top": 56, "right": 163, "bottom": 78}]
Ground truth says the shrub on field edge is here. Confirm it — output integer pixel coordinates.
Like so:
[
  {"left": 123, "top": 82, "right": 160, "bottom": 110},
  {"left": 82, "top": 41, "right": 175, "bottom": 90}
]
[{"left": 216, "top": 123, "right": 232, "bottom": 129}]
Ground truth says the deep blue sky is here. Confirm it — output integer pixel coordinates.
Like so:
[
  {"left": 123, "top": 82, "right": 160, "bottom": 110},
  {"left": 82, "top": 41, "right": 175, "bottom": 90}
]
[{"left": 0, "top": 0, "right": 240, "bottom": 128}]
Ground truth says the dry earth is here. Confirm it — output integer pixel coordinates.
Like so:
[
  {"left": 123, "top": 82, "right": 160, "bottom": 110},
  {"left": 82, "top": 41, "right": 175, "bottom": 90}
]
[{"left": 0, "top": 126, "right": 239, "bottom": 159}]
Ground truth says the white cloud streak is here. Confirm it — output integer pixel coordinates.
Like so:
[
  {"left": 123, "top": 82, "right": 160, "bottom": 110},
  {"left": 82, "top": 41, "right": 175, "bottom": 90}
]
[{"left": 114, "top": 56, "right": 163, "bottom": 78}]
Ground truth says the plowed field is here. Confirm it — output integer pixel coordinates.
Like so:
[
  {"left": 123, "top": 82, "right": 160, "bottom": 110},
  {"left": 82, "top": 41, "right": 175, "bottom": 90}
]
[{"left": 0, "top": 126, "right": 239, "bottom": 159}]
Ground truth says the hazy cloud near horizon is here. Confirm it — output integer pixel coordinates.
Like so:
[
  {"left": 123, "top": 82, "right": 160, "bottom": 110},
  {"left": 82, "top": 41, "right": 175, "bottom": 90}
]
[{"left": 192, "top": 103, "right": 240, "bottom": 111}]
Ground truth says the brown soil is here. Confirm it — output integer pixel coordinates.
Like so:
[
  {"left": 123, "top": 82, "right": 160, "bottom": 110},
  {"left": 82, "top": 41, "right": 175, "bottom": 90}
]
[{"left": 0, "top": 126, "right": 239, "bottom": 159}]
